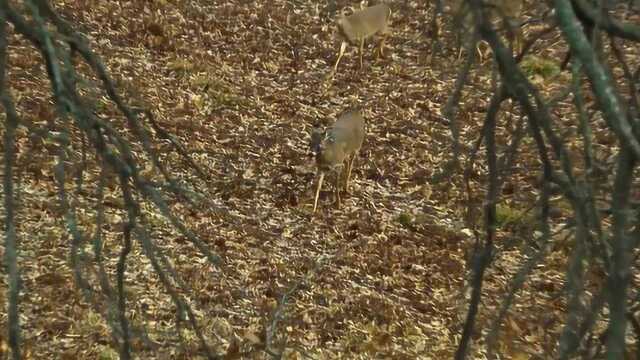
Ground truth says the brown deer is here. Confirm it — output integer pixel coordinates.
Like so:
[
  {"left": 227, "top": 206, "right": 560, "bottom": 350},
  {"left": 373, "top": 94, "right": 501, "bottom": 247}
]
[
  {"left": 333, "top": 3, "right": 391, "bottom": 72},
  {"left": 310, "top": 109, "right": 366, "bottom": 212}
]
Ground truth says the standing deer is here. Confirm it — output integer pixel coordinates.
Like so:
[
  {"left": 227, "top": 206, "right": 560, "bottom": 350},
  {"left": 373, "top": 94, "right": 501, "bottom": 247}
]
[
  {"left": 310, "top": 109, "right": 366, "bottom": 212},
  {"left": 333, "top": 3, "right": 391, "bottom": 72}
]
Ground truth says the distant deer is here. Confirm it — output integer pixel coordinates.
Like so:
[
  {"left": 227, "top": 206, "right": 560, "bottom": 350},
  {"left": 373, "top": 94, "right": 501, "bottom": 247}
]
[
  {"left": 310, "top": 109, "right": 366, "bottom": 212},
  {"left": 333, "top": 3, "right": 391, "bottom": 72}
]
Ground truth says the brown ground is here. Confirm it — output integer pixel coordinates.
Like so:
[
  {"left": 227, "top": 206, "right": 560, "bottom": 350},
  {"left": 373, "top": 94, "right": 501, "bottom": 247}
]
[{"left": 2, "top": 0, "right": 639, "bottom": 359}]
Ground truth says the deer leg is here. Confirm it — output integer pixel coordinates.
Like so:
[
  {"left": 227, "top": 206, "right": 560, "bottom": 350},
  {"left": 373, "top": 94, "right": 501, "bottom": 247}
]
[
  {"left": 335, "top": 170, "right": 341, "bottom": 207},
  {"left": 343, "top": 158, "right": 351, "bottom": 191},
  {"left": 333, "top": 41, "right": 347, "bottom": 75},
  {"left": 377, "top": 33, "right": 387, "bottom": 59},
  {"left": 359, "top": 37, "right": 365, "bottom": 69},
  {"left": 345, "top": 155, "right": 356, "bottom": 193},
  {"left": 312, "top": 172, "right": 325, "bottom": 213}
]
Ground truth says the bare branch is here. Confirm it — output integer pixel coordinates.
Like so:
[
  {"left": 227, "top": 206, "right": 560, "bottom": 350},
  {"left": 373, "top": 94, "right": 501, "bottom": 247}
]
[
  {"left": 605, "top": 146, "right": 636, "bottom": 358},
  {"left": 455, "top": 86, "right": 503, "bottom": 360},
  {"left": 571, "top": 0, "right": 640, "bottom": 41},
  {"left": 0, "top": 9, "right": 22, "bottom": 359},
  {"left": 555, "top": 0, "right": 640, "bottom": 158}
]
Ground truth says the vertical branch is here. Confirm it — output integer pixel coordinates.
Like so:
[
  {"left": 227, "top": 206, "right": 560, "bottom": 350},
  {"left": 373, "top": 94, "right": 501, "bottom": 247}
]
[
  {"left": 50, "top": 121, "right": 132, "bottom": 350},
  {"left": 0, "top": 10, "right": 22, "bottom": 360},
  {"left": 571, "top": 59, "right": 609, "bottom": 265},
  {"left": 55, "top": 133, "right": 90, "bottom": 295},
  {"left": 455, "top": 88, "right": 502, "bottom": 360},
  {"left": 557, "top": 210, "right": 589, "bottom": 359},
  {"left": 93, "top": 163, "right": 113, "bottom": 297},
  {"left": 486, "top": 225, "right": 552, "bottom": 358},
  {"left": 117, "top": 178, "right": 136, "bottom": 360},
  {"left": 76, "top": 133, "right": 87, "bottom": 193},
  {"left": 485, "top": 111, "right": 547, "bottom": 359},
  {"left": 572, "top": 61, "right": 595, "bottom": 174},
  {"left": 433, "top": 32, "right": 478, "bottom": 183},
  {"left": 554, "top": 0, "right": 640, "bottom": 158},
  {"left": 575, "top": 290, "right": 607, "bottom": 355},
  {"left": 133, "top": 226, "right": 220, "bottom": 359},
  {"left": 428, "top": 0, "right": 444, "bottom": 60},
  {"left": 91, "top": 162, "right": 126, "bottom": 345},
  {"left": 606, "top": 146, "right": 635, "bottom": 359}
]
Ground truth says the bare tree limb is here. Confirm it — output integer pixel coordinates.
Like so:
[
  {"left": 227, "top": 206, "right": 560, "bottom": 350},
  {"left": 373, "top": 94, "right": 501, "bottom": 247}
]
[
  {"left": 455, "top": 86, "right": 502, "bottom": 360},
  {"left": 0, "top": 9, "right": 22, "bottom": 360},
  {"left": 605, "top": 145, "right": 636, "bottom": 359},
  {"left": 571, "top": 0, "right": 640, "bottom": 42},
  {"left": 555, "top": 0, "right": 640, "bottom": 159},
  {"left": 432, "top": 32, "right": 479, "bottom": 184}
]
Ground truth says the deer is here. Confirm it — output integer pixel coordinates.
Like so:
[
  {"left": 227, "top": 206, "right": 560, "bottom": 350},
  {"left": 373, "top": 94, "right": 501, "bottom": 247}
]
[
  {"left": 332, "top": 3, "right": 391, "bottom": 73},
  {"left": 310, "top": 109, "right": 366, "bottom": 213}
]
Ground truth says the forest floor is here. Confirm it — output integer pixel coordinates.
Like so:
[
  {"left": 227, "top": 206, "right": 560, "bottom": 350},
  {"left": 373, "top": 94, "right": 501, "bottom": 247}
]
[{"left": 3, "top": 0, "right": 632, "bottom": 359}]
